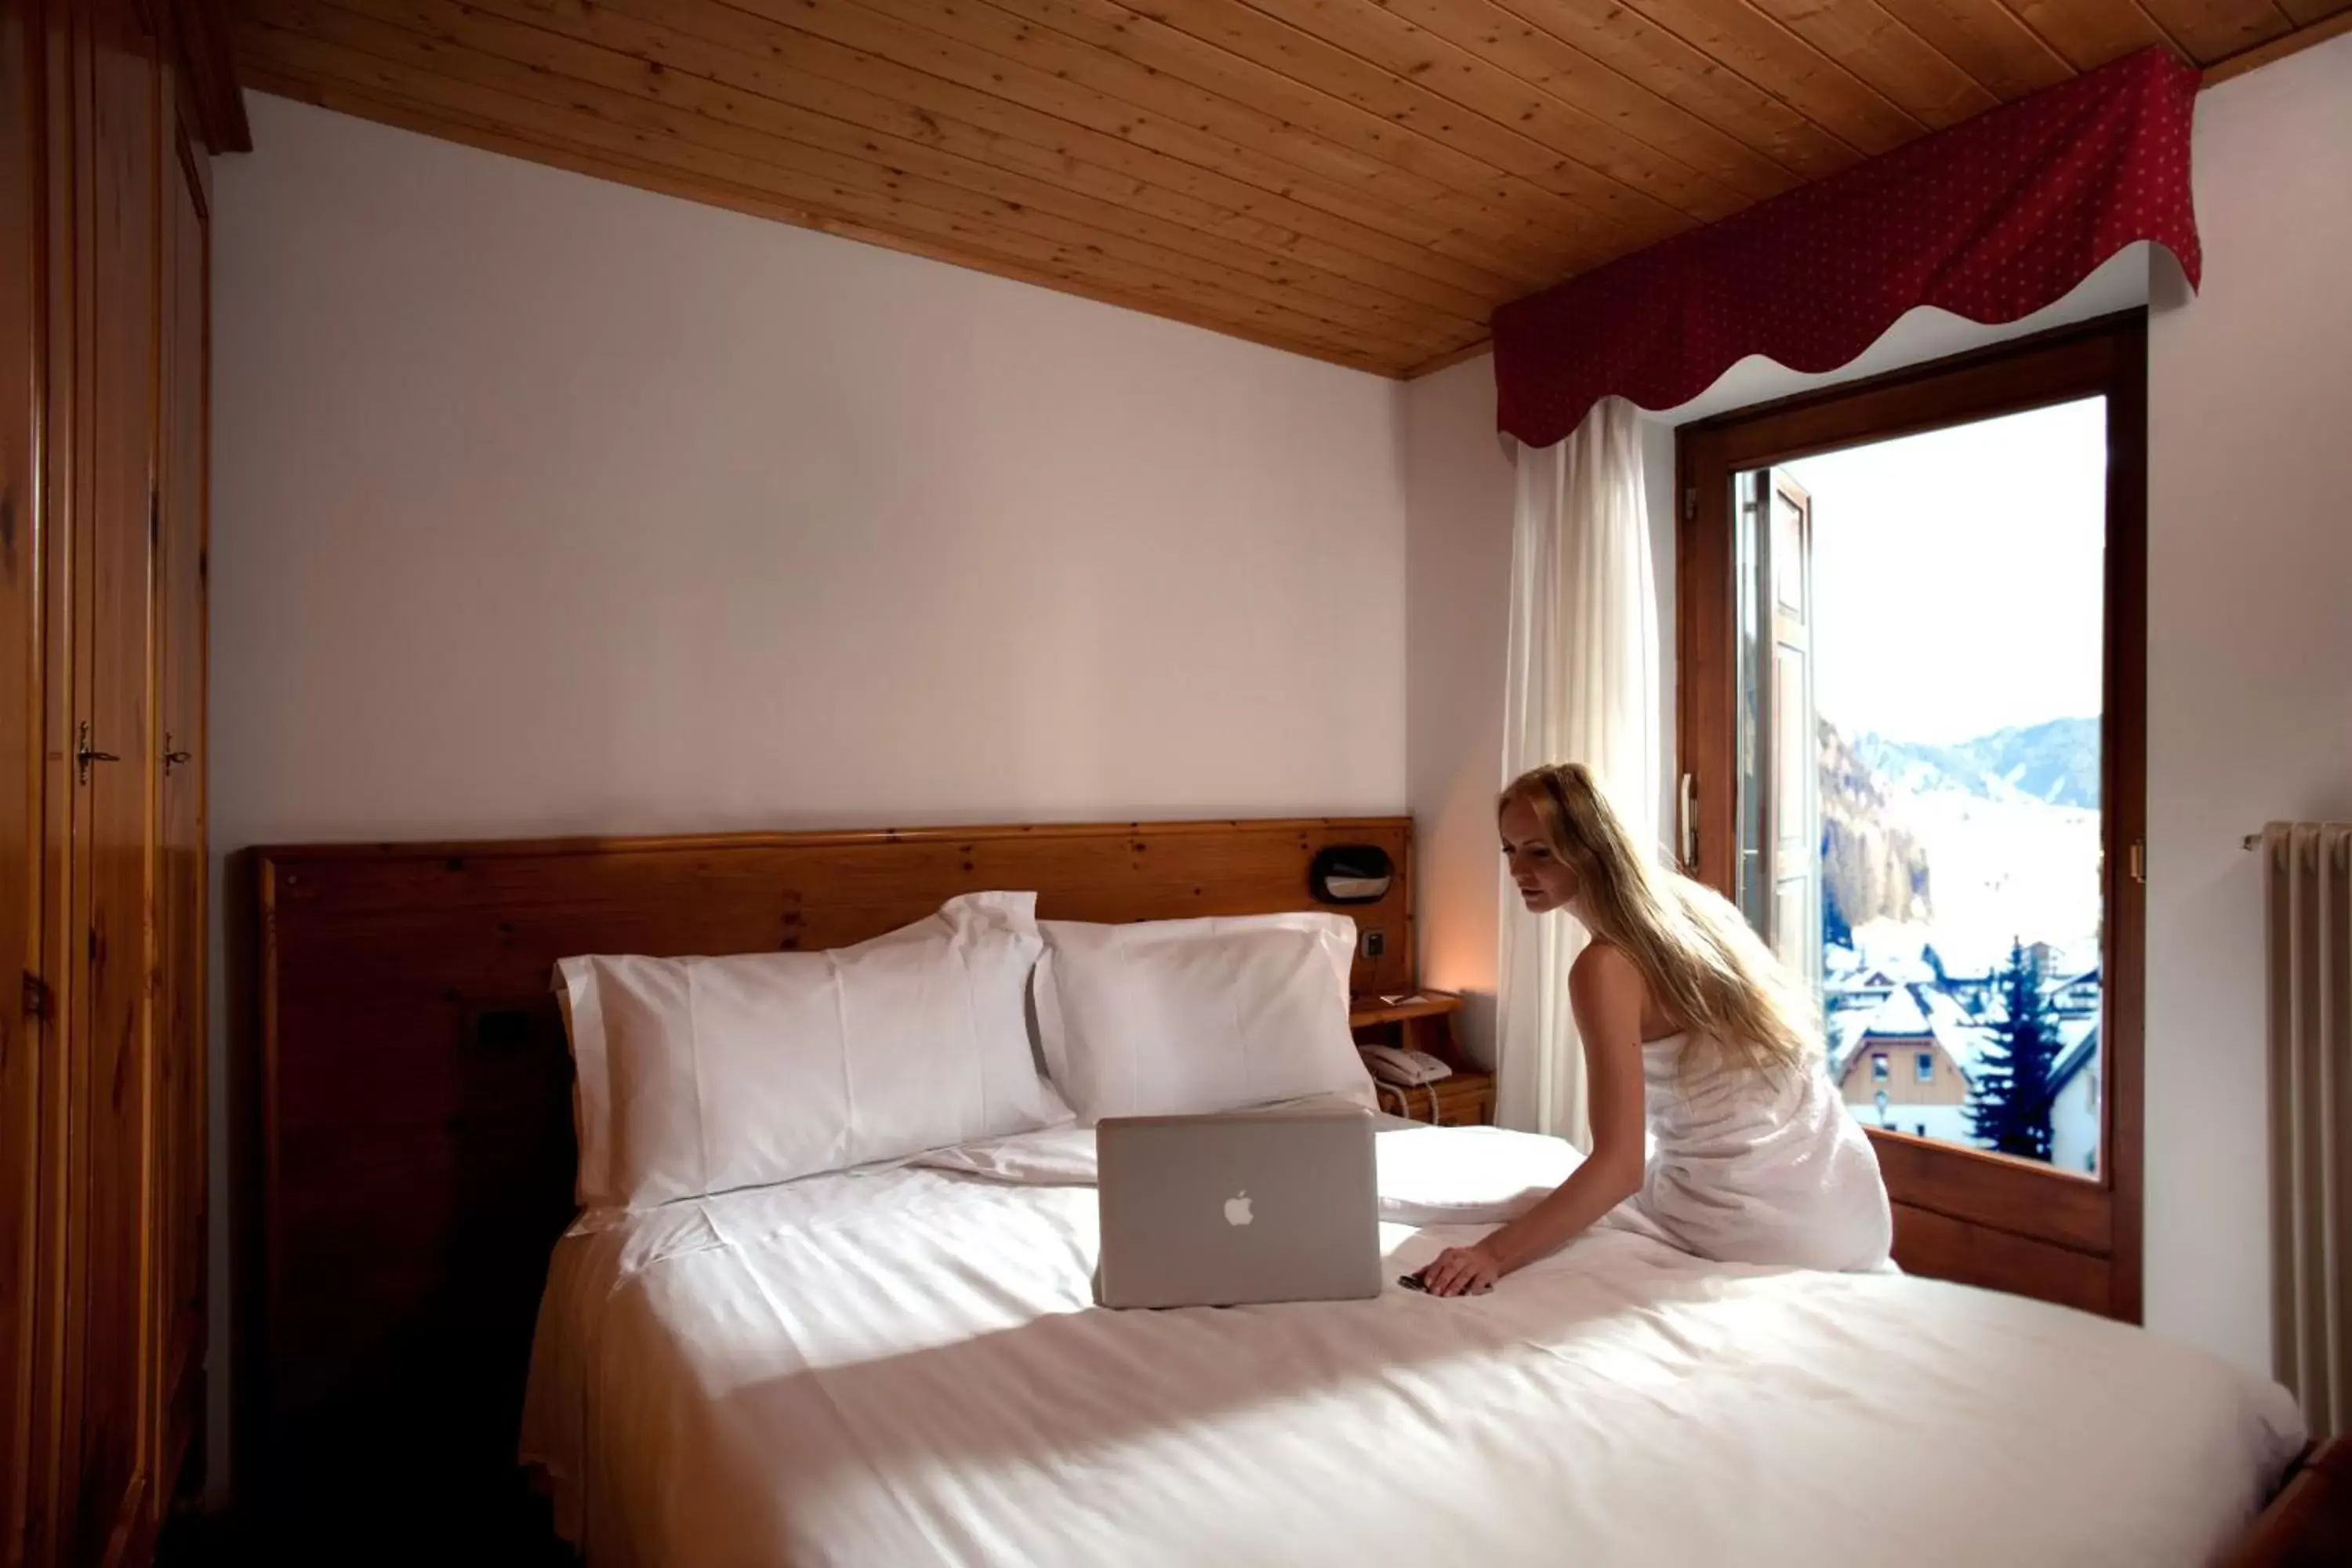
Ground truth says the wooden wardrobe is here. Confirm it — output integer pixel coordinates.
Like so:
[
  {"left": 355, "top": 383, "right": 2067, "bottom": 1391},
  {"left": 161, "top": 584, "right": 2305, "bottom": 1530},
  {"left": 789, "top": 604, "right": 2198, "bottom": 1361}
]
[{"left": 2, "top": 2, "right": 241, "bottom": 1563}]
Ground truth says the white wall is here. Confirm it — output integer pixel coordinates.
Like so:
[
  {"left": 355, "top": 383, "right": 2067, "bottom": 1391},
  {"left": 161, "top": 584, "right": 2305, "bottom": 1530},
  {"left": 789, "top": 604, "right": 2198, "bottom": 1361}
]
[
  {"left": 207, "top": 92, "right": 1409, "bottom": 1494},
  {"left": 1400, "top": 355, "right": 1512, "bottom": 1063},
  {"left": 2143, "top": 31, "right": 2352, "bottom": 1379},
  {"left": 212, "top": 95, "right": 1406, "bottom": 845}
]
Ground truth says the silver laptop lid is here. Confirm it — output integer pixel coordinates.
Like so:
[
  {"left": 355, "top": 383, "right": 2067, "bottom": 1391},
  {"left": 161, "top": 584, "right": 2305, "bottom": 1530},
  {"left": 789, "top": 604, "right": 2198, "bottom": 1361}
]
[{"left": 1095, "top": 1099, "right": 1381, "bottom": 1309}]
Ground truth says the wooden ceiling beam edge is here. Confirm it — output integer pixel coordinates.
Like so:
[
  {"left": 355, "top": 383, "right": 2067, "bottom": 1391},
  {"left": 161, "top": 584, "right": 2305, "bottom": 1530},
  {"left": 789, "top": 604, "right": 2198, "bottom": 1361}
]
[
  {"left": 1403, "top": 337, "right": 1497, "bottom": 379},
  {"left": 1610, "top": 0, "right": 1929, "bottom": 156},
  {"left": 312, "top": 0, "right": 1482, "bottom": 350},
  {"left": 649, "top": 0, "right": 1541, "bottom": 303},
  {"left": 793, "top": 0, "right": 1588, "bottom": 289},
  {"left": 234, "top": 65, "right": 1433, "bottom": 375},
  {"left": 2137, "top": 0, "right": 2296, "bottom": 62},
  {"left": 1166, "top": 0, "right": 1776, "bottom": 218},
  {"left": 499, "top": 0, "right": 1504, "bottom": 323},
  {"left": 172, "top": 0, "right": 257, "bottom": 151},
  {"left": 2203, "top": 7, "right": 2352, "bottom": 80},
  {"left": 238, "top": 13, "right": 1449, "bottom": 364},
  {"left": 2277, "top": 0, "right": 2352, "bottom": 27}
]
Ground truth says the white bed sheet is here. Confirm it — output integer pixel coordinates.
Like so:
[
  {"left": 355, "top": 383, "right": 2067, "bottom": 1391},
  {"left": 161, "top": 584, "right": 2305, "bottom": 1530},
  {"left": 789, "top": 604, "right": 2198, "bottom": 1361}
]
[{"left": 522, "top": 1124, "right": 2303, "bottom": 1568}]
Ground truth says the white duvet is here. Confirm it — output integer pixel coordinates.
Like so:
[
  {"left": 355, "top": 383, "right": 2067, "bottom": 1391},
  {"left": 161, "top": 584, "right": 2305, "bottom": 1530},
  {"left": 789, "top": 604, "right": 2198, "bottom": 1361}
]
[{"left": 522, "top": 1123, "right": 2303, "bottom": 1567}]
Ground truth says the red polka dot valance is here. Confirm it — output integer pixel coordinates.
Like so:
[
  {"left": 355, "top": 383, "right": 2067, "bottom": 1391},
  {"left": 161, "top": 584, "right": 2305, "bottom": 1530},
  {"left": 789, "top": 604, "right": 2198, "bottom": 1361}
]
[{"left": 1492, "top": 47, "right": 2201, "bottom": 448}]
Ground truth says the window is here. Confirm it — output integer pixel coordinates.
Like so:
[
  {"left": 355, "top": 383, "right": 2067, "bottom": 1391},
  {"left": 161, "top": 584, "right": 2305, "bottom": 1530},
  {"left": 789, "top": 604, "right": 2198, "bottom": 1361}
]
[
  {"left": 1740, "top": 401, "right": 2106, "bottom": 1173},
  {"left": 1678, "top": 315, "right": 2147, "bottom": 1319},
  {"left": 1707, "top": 390, "right": 2123, "bottom": 1179}
]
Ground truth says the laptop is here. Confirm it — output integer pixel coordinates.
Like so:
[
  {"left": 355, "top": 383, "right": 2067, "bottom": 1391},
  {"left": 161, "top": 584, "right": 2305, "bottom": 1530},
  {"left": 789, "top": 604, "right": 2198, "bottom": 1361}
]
[{"left": 1095, "top": 1098, "right": 1382, "bottom": 1308}]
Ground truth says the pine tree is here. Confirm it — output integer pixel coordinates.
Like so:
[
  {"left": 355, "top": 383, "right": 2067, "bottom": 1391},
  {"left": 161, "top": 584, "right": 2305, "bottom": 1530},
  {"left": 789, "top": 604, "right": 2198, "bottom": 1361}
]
[
  {"left": 1823, "top": 873, "right": 1854, "bottom": 952},
  {"left": 1965, "top": 939, "right": 2064, "bottom": 1160}
]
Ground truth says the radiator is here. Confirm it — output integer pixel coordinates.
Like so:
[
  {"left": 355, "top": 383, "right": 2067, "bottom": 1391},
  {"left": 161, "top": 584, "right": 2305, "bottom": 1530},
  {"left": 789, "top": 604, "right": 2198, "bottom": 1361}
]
[{"left": 2265, "top": 821, "right": 2352, "bottom": 1443}]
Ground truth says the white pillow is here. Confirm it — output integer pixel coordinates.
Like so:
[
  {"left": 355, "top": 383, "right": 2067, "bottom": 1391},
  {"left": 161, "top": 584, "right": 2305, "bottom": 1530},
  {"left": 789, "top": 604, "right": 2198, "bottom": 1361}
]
[
  {"left": 1034, "top": 913, "right": 1374, "bottom": 1123},
  {"left": 555, "top": 891, "right": 1070, "bottom": 1209}
]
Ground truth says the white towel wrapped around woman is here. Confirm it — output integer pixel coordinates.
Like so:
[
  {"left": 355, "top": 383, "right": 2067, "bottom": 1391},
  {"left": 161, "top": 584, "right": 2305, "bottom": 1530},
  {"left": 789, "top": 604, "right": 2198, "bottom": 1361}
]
[{"left": 1416, "top": 762, "right": 1891, "bottom": 1298}]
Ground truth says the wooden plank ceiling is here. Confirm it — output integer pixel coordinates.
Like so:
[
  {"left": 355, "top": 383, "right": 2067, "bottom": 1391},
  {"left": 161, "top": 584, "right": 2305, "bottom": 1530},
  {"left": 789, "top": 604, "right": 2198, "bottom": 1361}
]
[{"left": 231, "top": 0, "right": 2352, "bottom": 376}]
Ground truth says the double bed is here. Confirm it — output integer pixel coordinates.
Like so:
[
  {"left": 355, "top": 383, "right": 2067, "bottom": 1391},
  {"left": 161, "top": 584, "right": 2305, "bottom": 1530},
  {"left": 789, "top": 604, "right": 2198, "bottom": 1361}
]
[
  {"left": 520, "top": 1120, "right": 2300, "bottom": 1566},
  {"left": 235, "top": 817, "right": 2316, "bottom": 1564}
]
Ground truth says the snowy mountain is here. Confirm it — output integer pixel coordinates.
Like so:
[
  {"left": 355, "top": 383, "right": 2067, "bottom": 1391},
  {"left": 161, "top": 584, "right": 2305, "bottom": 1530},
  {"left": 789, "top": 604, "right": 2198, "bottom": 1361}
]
[
  {"left": 1817, "top": 713, "right": 2103, "bottom": 985},
  {"left": 1819, "top": 719, "right": 1933, "bottom": 933},
  {"left": 1853, "top": 717, "right": 2100, "bottom": 809}
]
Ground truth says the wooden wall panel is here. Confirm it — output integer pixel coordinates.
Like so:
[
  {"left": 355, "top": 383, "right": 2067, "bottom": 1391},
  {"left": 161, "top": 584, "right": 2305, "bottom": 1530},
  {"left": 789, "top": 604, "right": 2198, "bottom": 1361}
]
[{"left": 227, "top": 0, "right": 2352, "bottom": 376}]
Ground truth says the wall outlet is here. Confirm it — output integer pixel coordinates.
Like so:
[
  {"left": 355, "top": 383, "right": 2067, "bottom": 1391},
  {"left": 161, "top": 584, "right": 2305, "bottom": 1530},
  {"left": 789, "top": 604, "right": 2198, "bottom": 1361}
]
[{"left": 1360, "top": 927, "right": 1386, "bottom": 960}]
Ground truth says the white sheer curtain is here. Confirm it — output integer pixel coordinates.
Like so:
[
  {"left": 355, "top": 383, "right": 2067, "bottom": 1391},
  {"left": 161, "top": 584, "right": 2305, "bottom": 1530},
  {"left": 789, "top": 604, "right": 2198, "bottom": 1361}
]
[{"left": 1494, "top": 397, "right": 1661, "bottom": 1146}]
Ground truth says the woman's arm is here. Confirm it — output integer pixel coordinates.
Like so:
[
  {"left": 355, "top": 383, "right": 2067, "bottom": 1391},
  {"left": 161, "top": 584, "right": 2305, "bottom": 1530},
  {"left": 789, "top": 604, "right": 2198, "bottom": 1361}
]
[{"left": 1416, "top": 945, "right": 1651, "bottom": 1297}]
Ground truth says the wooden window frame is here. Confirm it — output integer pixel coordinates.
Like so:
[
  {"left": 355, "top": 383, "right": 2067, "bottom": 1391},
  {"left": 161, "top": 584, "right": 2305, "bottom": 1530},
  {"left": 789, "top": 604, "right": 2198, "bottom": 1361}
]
[{"left": 1675, "top": 312, "right": 2148, "bottom": 1320}]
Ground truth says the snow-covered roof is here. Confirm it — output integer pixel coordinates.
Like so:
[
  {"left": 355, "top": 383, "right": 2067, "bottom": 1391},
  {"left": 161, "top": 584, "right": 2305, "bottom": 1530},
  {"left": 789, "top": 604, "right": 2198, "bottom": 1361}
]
[
  {"left": 2049, "top": 1019, "right": 2100, "bottom": 1090},
  {"left": 1848, "top": 923, "right": 1940, "bottom": 985},
  {"left": 1919, "top": 987, "right": 1995, "bottom": 1079},
  {"left": 1861, "top": 985, "right": 1933, "bottom": 1038},
  {"left": 1830, "top": 982, "right": 1995, "bottom": 1082},
  {"left": 2043, "top": 966, "right": 2103, "bottom": 1014}
]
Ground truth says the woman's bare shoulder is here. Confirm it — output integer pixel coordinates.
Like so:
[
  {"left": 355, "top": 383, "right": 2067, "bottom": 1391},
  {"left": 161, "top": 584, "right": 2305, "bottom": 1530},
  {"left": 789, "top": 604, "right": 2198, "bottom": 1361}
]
[{"left": 1569, "top": 940, "right": 1646, "bottom": 1003}]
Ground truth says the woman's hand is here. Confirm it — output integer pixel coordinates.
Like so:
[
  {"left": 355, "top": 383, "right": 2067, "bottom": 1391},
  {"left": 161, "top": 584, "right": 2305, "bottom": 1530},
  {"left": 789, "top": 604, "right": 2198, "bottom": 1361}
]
[{"left": 1417, "top": 1243, "right": 1501, "bottom": 1298}]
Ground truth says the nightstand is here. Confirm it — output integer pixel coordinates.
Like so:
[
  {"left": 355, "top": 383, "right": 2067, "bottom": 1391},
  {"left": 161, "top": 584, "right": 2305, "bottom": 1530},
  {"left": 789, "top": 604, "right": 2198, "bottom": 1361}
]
[{"left": 1348, "top": 990, "right": 1495, "bottom": 1127}]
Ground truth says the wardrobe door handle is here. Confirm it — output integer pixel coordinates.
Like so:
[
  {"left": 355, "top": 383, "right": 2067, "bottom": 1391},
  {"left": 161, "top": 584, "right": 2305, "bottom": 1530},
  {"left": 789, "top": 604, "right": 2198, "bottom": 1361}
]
[{"left": 75, "top": 721, "right": 120, "bottom": 783}]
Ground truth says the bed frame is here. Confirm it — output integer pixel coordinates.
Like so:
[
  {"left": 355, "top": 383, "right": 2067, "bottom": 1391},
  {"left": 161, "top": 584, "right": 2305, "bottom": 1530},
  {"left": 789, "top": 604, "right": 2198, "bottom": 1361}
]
[
  {"left": 2227, "top": 1438, "right": 2351, "bottom": 1566},
  {"left": 231, "top": 812, "right": 2343, "bottom": 1561},
  {"left": 230, "top": 815, "right": 1414, "bottom": 1534}
]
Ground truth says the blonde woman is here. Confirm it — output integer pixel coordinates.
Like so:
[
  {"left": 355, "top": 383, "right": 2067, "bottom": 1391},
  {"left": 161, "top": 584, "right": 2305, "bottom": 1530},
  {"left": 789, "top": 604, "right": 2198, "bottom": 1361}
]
[{"left": 1416, "top": 763, "right": 1891, "bottom": 1298}]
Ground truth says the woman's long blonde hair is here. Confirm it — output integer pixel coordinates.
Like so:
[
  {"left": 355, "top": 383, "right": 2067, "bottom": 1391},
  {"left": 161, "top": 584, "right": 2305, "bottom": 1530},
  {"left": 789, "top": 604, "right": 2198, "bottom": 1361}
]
[{"left": 1502, "top": 762, "right": 1816, "bottom": 1080}]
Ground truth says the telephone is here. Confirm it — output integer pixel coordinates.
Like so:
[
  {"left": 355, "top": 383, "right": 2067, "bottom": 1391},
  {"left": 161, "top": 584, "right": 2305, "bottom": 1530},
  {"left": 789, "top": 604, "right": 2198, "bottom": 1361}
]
[{"left": 1358, "top": 1044, "right": 1453, "bottom": 1088}]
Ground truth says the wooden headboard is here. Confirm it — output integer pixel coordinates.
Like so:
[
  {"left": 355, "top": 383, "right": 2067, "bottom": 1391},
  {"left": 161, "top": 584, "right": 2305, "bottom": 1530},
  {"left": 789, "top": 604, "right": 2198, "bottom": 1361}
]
[{"left": 232, "top": 815, "right": 1413, "bottom": 1518}]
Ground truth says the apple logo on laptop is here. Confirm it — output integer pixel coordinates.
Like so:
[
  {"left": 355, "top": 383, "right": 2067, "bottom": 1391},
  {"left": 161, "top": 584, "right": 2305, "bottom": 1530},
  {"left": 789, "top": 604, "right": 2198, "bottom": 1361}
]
[{"left": 1224, "top": 1190, "right": 1253, "bottom": 1228}]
